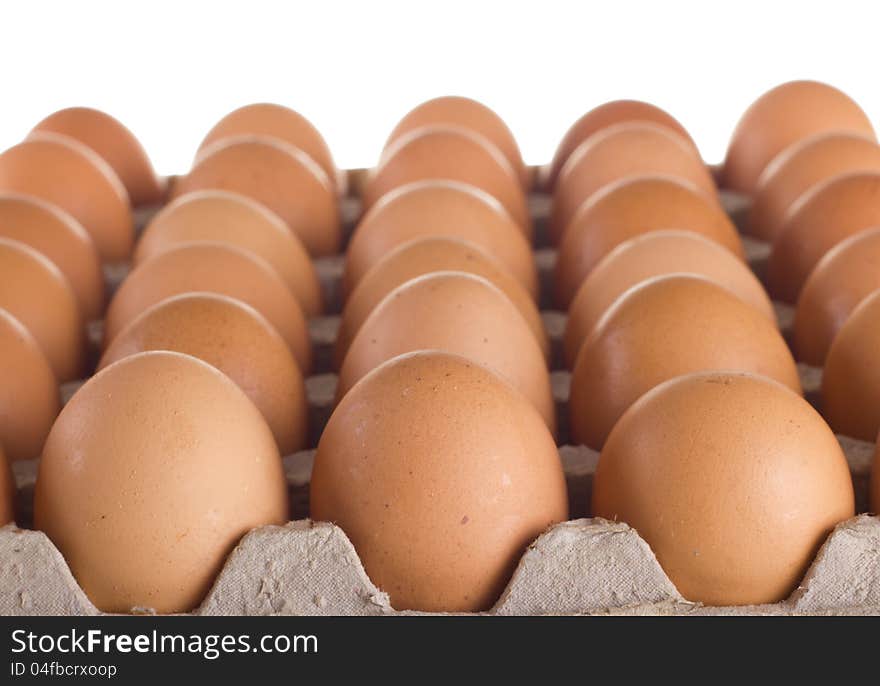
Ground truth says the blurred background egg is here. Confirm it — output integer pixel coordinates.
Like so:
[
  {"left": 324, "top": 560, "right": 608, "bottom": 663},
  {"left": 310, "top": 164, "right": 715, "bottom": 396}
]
[{"left": 0, "top": 444, "right": 13, "bottom": 525}]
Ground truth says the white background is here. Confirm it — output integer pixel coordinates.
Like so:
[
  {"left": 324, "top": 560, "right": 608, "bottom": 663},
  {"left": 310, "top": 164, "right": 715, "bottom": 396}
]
[{"left": 2, "top": 0, "right": 877, "bottom": 174}]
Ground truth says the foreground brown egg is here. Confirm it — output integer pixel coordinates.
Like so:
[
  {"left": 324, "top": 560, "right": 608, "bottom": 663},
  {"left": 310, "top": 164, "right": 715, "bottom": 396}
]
[
  {"left": 563, "top": 231, "right": 775, "bottom": 369},
  {"left": 593, "top": 371, "right": 854, "bottom": 606},
  {"left": 768, "top": 171, "right": 880, "bottom": 303},
  {"left": 135, "top": 190, "right": 322, "bottom": 316},
  {"left": 335, "top": 236, "right": 546, "bottom": 369},
  {"left": 100, "top": 294, "right": 308, "bottom": 455},
  {"left": 554, "top": 175, "right": 744, "bottom": 308},
  {"left": 548, "top": 100, "right": 697, "bottom": 189},
  {"left": 103, "top": 242, "right": 312, "bottom": 373},
  {"left": 35, "top": 351, "right": 289, "bottom": 613},
  {"left": 550, "top": 123, "right": 716, "bottom": 244},
  {"left": 0, "top": 238, "right": 84, "bottom": 381},
  {"left": 173, "top": 135, "right": 340, "bottom": 256},
  {"left": 872, "top": 447, "right": 880, "bottom": 514},
  {"left": 570, "top": 275, "right": 800, "bottom": 449},
  {"left": 312, "top": 351, "right": 567, "bottom": 612},
  {"left": 384, "top": 96, "right": 528, "bottom": 188},
  {"left": 0, "top": 309, "right": 60, "bottom": 462},
  {"left": 0, "top": 444, "right": 13, "bottom": 525},
  {"left": 364, "top": 126, "right": 530, "bottom": 233},
  {"left": 344, "top": 180, "right": 537, "bottom": 298},
  {"left": 749, "top": 132, "right": 880, "bottom": 241},
  {"left": 0, "top": 193, "right": 104, "bottom": 320},
  {"left": 31, "top": 107, "right": 164, "bottom": 206},
  {"left": 338, "top": 272, "right": 555, "bottom": 432},
  {"left": 793, "top": 228, "right": 880, "bottom": 366},
  {"left": 0, "top": 133, "right": 134, "bottom": 262},
  {"left": 722, "top": 80, "right": 875, "bottom": 194}
]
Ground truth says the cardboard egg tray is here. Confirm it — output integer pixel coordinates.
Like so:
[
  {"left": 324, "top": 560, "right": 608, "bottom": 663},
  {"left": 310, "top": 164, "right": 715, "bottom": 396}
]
[{"left": 1, "top": 168, "right": 879, "bottom": 616}]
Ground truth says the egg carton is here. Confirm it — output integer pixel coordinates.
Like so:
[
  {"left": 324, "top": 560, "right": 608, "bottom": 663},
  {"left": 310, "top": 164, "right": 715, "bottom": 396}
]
[{"left": 1, "top": 169, "right": 878, "bottom": 616}]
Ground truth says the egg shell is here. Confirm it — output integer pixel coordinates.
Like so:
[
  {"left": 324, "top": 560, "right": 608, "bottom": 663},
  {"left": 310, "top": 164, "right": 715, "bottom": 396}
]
[
  {"left": 364, "top": 125, "right": 531, "bottom": 234},
  {"left": 872, "top": 446, "right": 880, "bottom": 514},
  {"left": 0, "top": 193, "right": 104, "bottom": 321},
  {"left": 563, "top": 231, "right": 775, "bottom": 369},
  {"left": 0, "top": 444, "right": 13, "bottom": 525},
  {"left": 550, "top": 122, "right": 716, "bottom": 244},
  {"left": 337, "top": 271, "right": 555, "bottom": 433},
  {"left": 0, "top": 309, "right": 60, "bottom": 462},
  {"left": 34, "top": 351, "right": 289, "bottom": 614},
  {"left": 570, "top": 274, "right": 800, "bottom": 450},
  {"left": 343, "top": 180, "right": 537, "bottom": 298},
  {"left": 135, "top": 190, "right": 323, "bottom": 316},
  {"left": 0, "top": 238, "right": 84, "bottom": 381},
  {"left": 31, "top": 107, "right": 164, "bottom": 207},
  {"left": 749, "top": 132, "right": 880, "bottom": 242},
  {"left": 384, "top": 96, "right": 528, "bottom": 188},
  {"left": 768, "top": 171, "right": 880, "bottom": 303},
  {"left": 554, "top": 175, "right": 744, "bottom": 308},
  {"left": 722, "top": 80, "right": 875, "bottom": 194},
  {"left": 0, "top": 133, "right": 134, "bottom": 262},
  {"left": 103, "top": 242, "right": 312, "bottom": 373},
  {"left": 548, "top": 100, "right": 697, "bottom": 189},
  {"left": 311, "top": 351, "right": 568, "bottom": 612},
  {"left": 173, "top": 135, "right": 340, "bottom": 257},
  {"left": 593, "top": 371, "right": 855, "bottom": 606},
  {"left": 196, "top": 103, "right": 337, "bottom": 188},
  {"left": 335, "top": 236, "right": 546, "bottom": 369},
  {"left": 99, "top": 293, "right": 308, "bottom": 455}
]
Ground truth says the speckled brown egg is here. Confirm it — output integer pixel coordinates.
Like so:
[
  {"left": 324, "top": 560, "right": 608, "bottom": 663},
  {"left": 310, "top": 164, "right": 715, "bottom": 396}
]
[
  {"left": 0, "top": 133, "right": 134, "bottom": 262},
  {"left": 344, "top": 180, "right": 537, "bottom": 298},
  {"left": 311, "top": 351, "right": 568, "bottom": 612},
  {"left": 570, "top": 274, "right": 800, "bottom": 449},
  {"left": 563, "top": 231, "right": 775, "bottom": 369},
  {"left": 34, "top": 351, "right": 289, "bottom": 614},
  {"left": 173, "top": 135, "right": 340, "bottom": 257},
  {"left": 31, "top": 107, "right": 164, "bottom": 206},
  {"left": 337, "top": 272, "right": 555, "bottom": 432},
  {"left": 593, "top": 371, "right": 855, "bottom": 605},
  {"left": 554, "top": 175, "right": 744, "bottom": 308},
  {"left": 0, "top": 238, "right": 84, "bottom": 381},
  {"left": 550, "top": 123, "right": 716, "bottom": 244},
  {"left": 335, "top": 236, "right": 546, "bottom": 369},
  {"left": 768, "top": 171, "right": 880, "bottom": 303},
  {"left": 135, "top": 190, "right": 322, "bottom": 316},
  {"left": 722, "top": 80, "right": 875, "bottom": 194},
  {"left": 103, "top": 242, "right": 311, "bottom": 373},
  {"left": 0, "top": 444, "right": 13, "bottom": 525},
  {"left": 0, "top": 308, "right": 60, "bottom": 462}
]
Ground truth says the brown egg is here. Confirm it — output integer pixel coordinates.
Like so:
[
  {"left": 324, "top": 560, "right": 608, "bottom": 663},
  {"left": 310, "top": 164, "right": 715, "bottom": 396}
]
[
  {"left": 570, "top": 275, "right": 800, "bottom": 449},
  {"left": 344, "top": 180, "right": 537, "bottom": 298},
  {"left": 749, "top": 133, "right": 880, "bottom": 242},
  {"left": 0, "top": 309, "right": 60, "bottom": 462},
  {"left": 99, "top": 294, "right": 307, "bottom": 455},
  {"left": 0, "top": 238, "right": 84, "bottom": 381},
  {"left": 135, "top": 190, "right": 322, "bottom": 316},
  {"left": 593, "top": 371, "right": 855, "bottom": 605},
  {"left": 872, "top": 446, "right": 880, "bottom": 514},
  {"left": 338, "top": 272, "right": 555, "bottom": 432},
  {"left": 550, "top": 123, "right": 716, "bottom": 244},
  {"left": 554, "top": 175, "right": 744, "bottom": 308},
  {"left": 31, "top": 107, "right": 164, "bottom": 207},
  {"left": 364, "top": 126, "right": 530, "bottom": 233},
  {"left": 336, "top": 237, "right": 546, "bottom": 369},
  {"left": 548, "top": 100, "right": 697, "bottom": 189},
  {"left": 196, "top": 103, "right": 337, "bottom": 187},
  {"left": 34, "top": 351, "right": 289, "bottom": 613},
  {"left": 0, "top": 134, "right": 133, "bottom": 262},
  {"left": 722, "top": 80, "right": 875, "bottom": 194},
  {"left": 311, "top": 351, "right": 567, "bottom": 612},
  {"left": 0, "top": 444, "right": 13, "bottom": 525},
  {"left": 563, "top": 231, "right": 775, "bottom": 369},
  {"left": 768, "top": 172, "right": 880, "bottom": 303},
  {"left": 0, "top": 193, "right": 104, "bottom": 320},
  {"left": 103, "top": 242, "right": 312, "bottom": 373},
  {"left": 173, "top": 135, "right": 340, "bottom": 257},
  {"left": 384, "top": 96, "right": 528, "bottom": 188}
]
